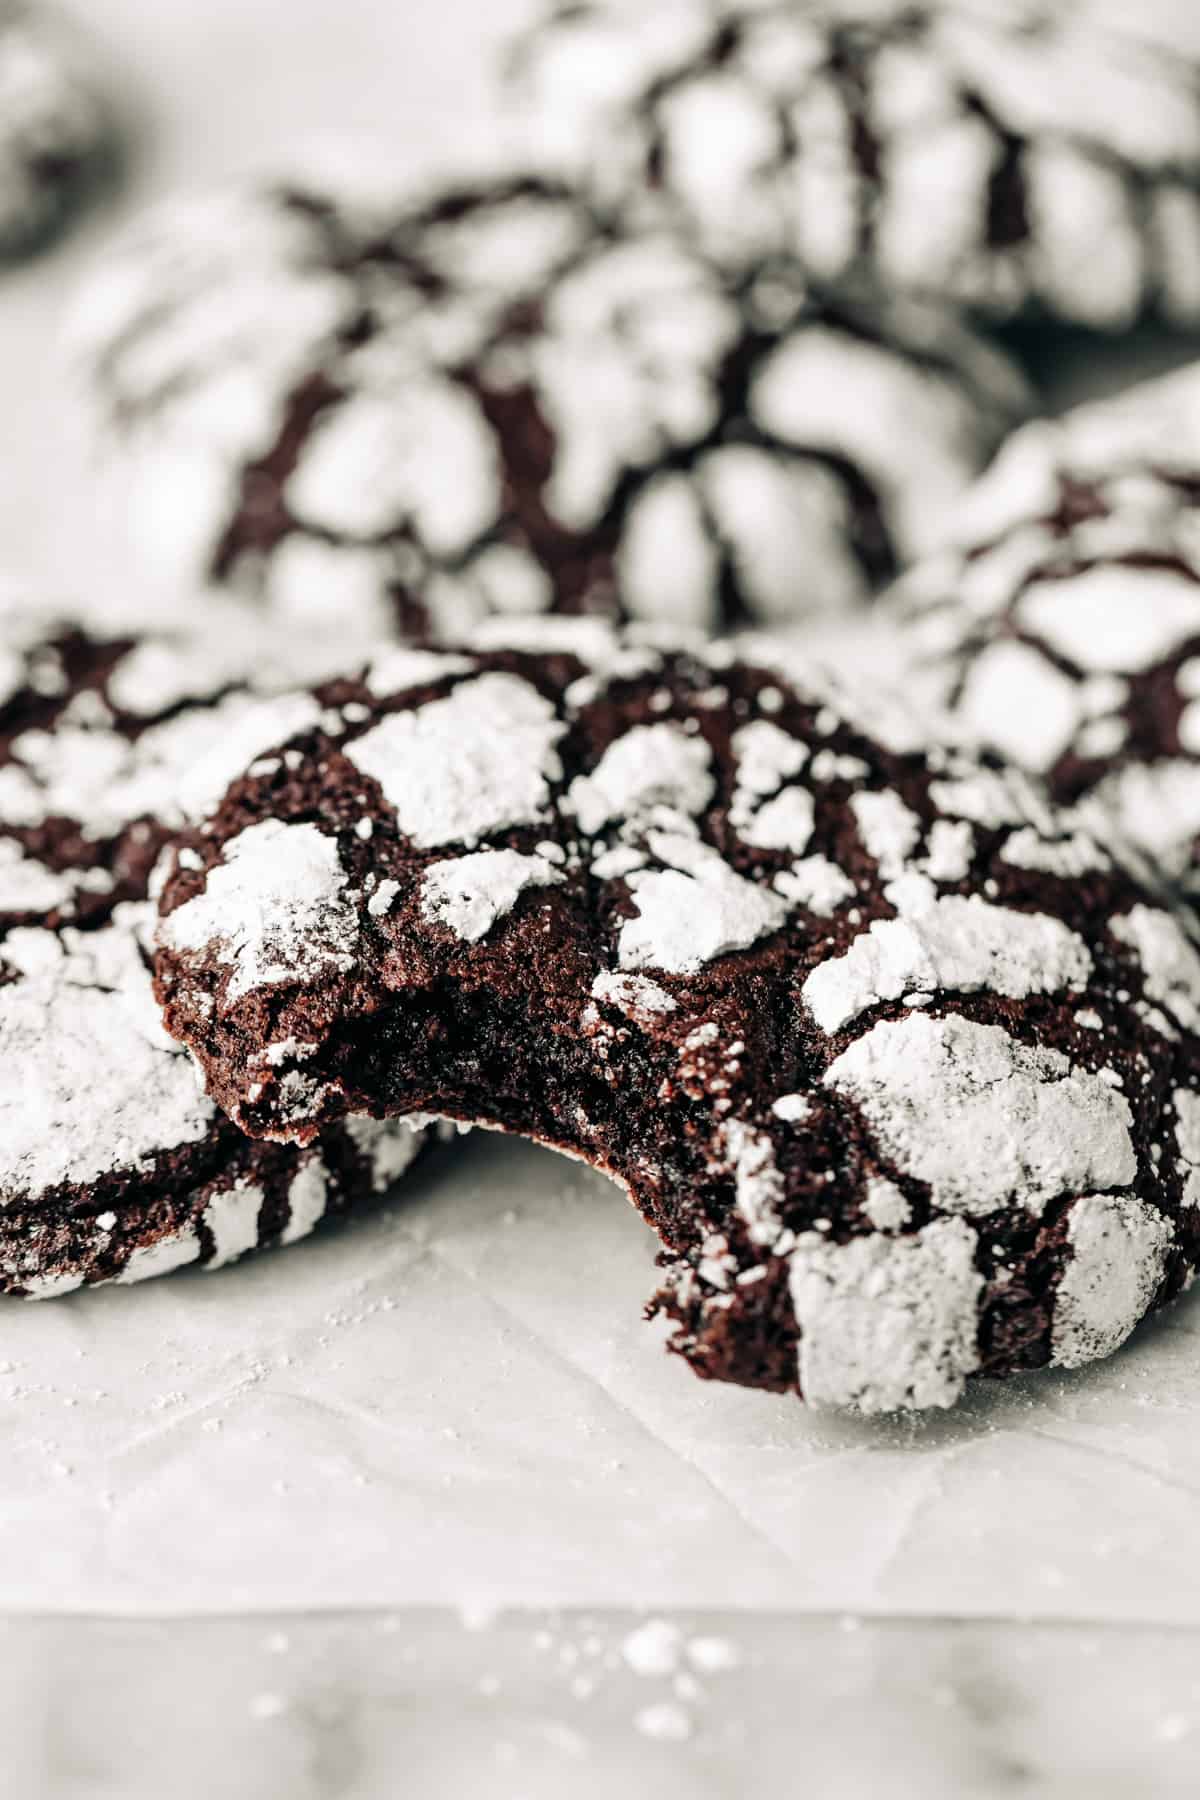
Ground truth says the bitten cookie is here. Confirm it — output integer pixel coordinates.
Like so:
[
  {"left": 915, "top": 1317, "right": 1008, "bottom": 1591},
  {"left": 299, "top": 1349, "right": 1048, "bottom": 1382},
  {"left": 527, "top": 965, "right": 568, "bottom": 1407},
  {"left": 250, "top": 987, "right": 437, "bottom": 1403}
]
[
  {"left": 68, "top": 172, "right": 1027, "bottom": 633},
  {"left": 153, "top": 622, "right": 1200, "bottom": 1411},
  {"left": 0, "top": 605, "right": 431, "bottom": 1297},
  {"left": 882, "top": 364, "right": 1200, "bottom": 899},
  {"left": 0, "top": 3, "right": 113, "bottom": 259},
  {"left": 508, "top": 0, "right": 1200, "bottom": 332}
]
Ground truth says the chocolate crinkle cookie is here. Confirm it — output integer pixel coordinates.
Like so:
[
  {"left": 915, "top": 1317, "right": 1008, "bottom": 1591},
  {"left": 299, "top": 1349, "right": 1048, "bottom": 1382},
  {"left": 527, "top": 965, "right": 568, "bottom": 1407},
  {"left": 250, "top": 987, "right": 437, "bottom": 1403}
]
[
  {"left": 0, "top": 2, "right": 114, "bottom": 260},
  {"left": 151, "top": 620, "right": 1200, "bottom": 1412},
  {"left": 0, "top": 602, "right": 431, "bottom": 1298},
  {"left": 882, "top": 363, "right": 1200, "bottom": 900},
  {"left": 508, "top": 0, "right": 1200, "bottom": 332},
  {"left": 68, "top": 172, "right": 1027, "bottom": 635}
]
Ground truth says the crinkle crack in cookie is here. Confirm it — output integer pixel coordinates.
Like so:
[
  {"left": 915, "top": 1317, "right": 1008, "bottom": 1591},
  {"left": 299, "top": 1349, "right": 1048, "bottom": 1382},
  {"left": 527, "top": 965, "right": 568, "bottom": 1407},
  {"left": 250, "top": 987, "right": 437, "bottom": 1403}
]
[
  {"left": 508, "top": 0, "right": 1200, "bottom": 332},
  {"left": 153, "top": 621, "right": 1200, "bottom": 1412},
  {"left": 0, "top": 2, "right": 114, "bottom": 260},
  {"left": 68, "top": 172, "right": 1026, "bottom": 634},
  {"left": 883, "top": 363, "right": 1200, "bottom": 900},
  {"left": 0, "top": 605, "right": 430, "bottom": 1297}
]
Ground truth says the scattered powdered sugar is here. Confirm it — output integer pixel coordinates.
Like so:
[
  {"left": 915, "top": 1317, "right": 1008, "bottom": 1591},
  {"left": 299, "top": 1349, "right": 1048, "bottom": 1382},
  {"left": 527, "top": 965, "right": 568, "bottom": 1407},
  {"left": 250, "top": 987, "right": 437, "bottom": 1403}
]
[
  {"left": 850, "top": 790, "right": 922, "bottom": 880},
  {"left": 771, "top": 1093, "right": 811, "bottom": 1124},
  {"left": 730, "top": 719, "right": 808, "bottom": 798},
  {"left": 1052, "top": 1194, "right": 1174, "bottom": 1368},
  {"left": 861, "top": 1178, "right": 912, "bottom": 1232},
  {"left": 367, "top": 879, "right": 401, "bottom": 919},
  {"left": 789, "top": 1218, "right": 983, "bottom": 1413},
  {"left": 591, "top": 971, "right": 677, "bottom": 1020},
  {"left": 346, "top": 674, "right": 565, "bottom": 849},
  {"left": 773, "top": 855, "right": 856, "bottom": 916},
  {"left": 622, "top": 1618, "right": 683, "bottom": 1677},
  {"left": 161, "top": 820, "right": 359, "bottom": 1001},
  {"left": 825, "top": 1013, "right": 1136, "bottom": 1217},
  {"left": 736, "top": 786, "right": 815, "bottom": 855},
  {"left": 420, "top": 849, "right": 564, "bottom": 943},
  {"left": 634, "top": 1702, "right": 693, "bottom": 1743}
]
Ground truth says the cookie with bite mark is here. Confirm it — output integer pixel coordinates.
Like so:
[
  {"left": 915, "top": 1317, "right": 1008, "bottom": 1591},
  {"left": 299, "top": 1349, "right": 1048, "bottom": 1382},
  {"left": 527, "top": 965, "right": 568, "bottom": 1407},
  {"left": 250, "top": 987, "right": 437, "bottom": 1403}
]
[{"left": 152, "top": 620, "right": 1200, "bottom": 1411}]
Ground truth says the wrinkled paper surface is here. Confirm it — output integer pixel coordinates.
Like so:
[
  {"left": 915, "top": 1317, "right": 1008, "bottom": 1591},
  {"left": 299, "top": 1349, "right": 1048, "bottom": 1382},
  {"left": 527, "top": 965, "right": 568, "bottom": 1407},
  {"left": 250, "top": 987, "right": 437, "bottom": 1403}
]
[{"left": 3, "top": 1133, "right": 1199, "bottom": 1619}]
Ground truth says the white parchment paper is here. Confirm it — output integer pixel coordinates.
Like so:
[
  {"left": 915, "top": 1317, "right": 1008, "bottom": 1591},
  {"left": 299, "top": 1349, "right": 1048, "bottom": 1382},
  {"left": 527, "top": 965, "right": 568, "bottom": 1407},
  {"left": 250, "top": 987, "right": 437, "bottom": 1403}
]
[
  {"left": 3, "top": 0, "right": 1200, "bottom": 1626},
  {"left": 0, "top": 1132, "right": 1197, "bottom": 1619}
]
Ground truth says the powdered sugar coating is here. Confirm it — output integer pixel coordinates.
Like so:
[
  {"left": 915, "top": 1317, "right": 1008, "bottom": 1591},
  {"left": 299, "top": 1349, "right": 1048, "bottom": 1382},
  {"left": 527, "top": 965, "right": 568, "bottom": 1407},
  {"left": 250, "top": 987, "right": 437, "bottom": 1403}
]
[
  {"left": 803, "top": 892, "right": 1092, "bottom": 1034},
  {"left": 0, "top": 609, "right": 432, "bottom": 1295},
  {"left": 509, "top": 0, "right": 1200, "bottom": 330},
  {"left": 567, "top": 723, "right": 713, "bottom": 836},
  {"left": 825, "top": 1013, "right": 1136, "bottom": 1218},
  {"left": 161, "top": 820, "right": 359, "bottom": 1002},
  {"left": 421, "top": 849, "right": 565, "bottom": 943},
  {"left": 885, "top": 367, "right": 1200, "bottom": 894},
  {"left": 70, "top": 169, "right": 1025, "bottom": 633},
  {"left": 154, "top": 625, "right": 1200, "bottom": 1408},
  {"left": 0, "top": 908, "right": 212, "bottom": 1198},
  {"left": 789, "top": 1218, "right": 982, "bottom": 1413},
  {"left": 1052, "top": 1194, "right": 1174, "bottom": 1368},
  {"left": 346, "top": 674, "right": 565, "bottom": 850}
]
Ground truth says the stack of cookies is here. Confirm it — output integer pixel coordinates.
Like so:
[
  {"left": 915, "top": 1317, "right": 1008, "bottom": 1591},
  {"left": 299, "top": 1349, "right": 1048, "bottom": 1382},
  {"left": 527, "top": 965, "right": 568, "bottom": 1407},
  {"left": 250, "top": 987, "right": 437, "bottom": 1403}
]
[{"left": 7, "top": 0, "right": 1200, "bottom": 1415}]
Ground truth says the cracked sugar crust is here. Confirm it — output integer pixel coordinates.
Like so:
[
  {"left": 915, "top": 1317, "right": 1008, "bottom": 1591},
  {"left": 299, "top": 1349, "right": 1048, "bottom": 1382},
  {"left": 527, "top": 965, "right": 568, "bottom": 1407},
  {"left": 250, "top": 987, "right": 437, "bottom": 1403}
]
[
  {"left": 507, "top": 0, "right": 1200, "bottom": 333},
  {"left": 0, "top": 607, "right": 431, "bottom": 1297},
  {"left": 152, "top": 620, "right": 1200, "bottom": 1412},
  {"left": 68, "top": 169, "right": 1027, "bottom": 636},
  {"left": 0, "top": 4, "right": 115, "bottom": 260},
  {"left": 883, "top": 363, "right": 1200, "bottom": 899}
]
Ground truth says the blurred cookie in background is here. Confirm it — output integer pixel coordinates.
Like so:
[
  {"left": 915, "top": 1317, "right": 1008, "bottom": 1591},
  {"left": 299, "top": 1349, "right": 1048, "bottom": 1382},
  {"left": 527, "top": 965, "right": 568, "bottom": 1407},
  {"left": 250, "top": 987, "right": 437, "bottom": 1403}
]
[
  {"left": 0, "top": 596, "right": 434, "bottom": 1296},
  {"left": 0, "top": 2, "right": 118, "bottom": 262},
  {"left": 507, "top": 0, "right": 1200, "bottom": 334},
  {"left": 882, "top": 363, "right": 1200, "bottom": 897},
  {"left": 67, "top": 169, "right": 1028, "bottom": 638}
]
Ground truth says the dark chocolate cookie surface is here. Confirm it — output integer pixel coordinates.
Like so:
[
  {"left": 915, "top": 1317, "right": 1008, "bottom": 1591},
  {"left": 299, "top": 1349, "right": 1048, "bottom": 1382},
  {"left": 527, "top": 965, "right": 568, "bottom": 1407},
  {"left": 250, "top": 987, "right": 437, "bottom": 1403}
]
[
  {"left": 0, "top": 3, "right": 114, "bottom": 259},
  {"left": 509, "top": 0, "right": 1200, "bottom": 332},
  {"left": 70, "top": 172, "right": 1026, "bottom": 634},
  {"left": 883, "top": 364, "right": 1200, "bottom": 898},
  {"left": 0, "top": 604, "right": 431, "bottom": 1297},
  {"left": 153, "top": 621, "right": 1200, "bottom": 1410}
]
